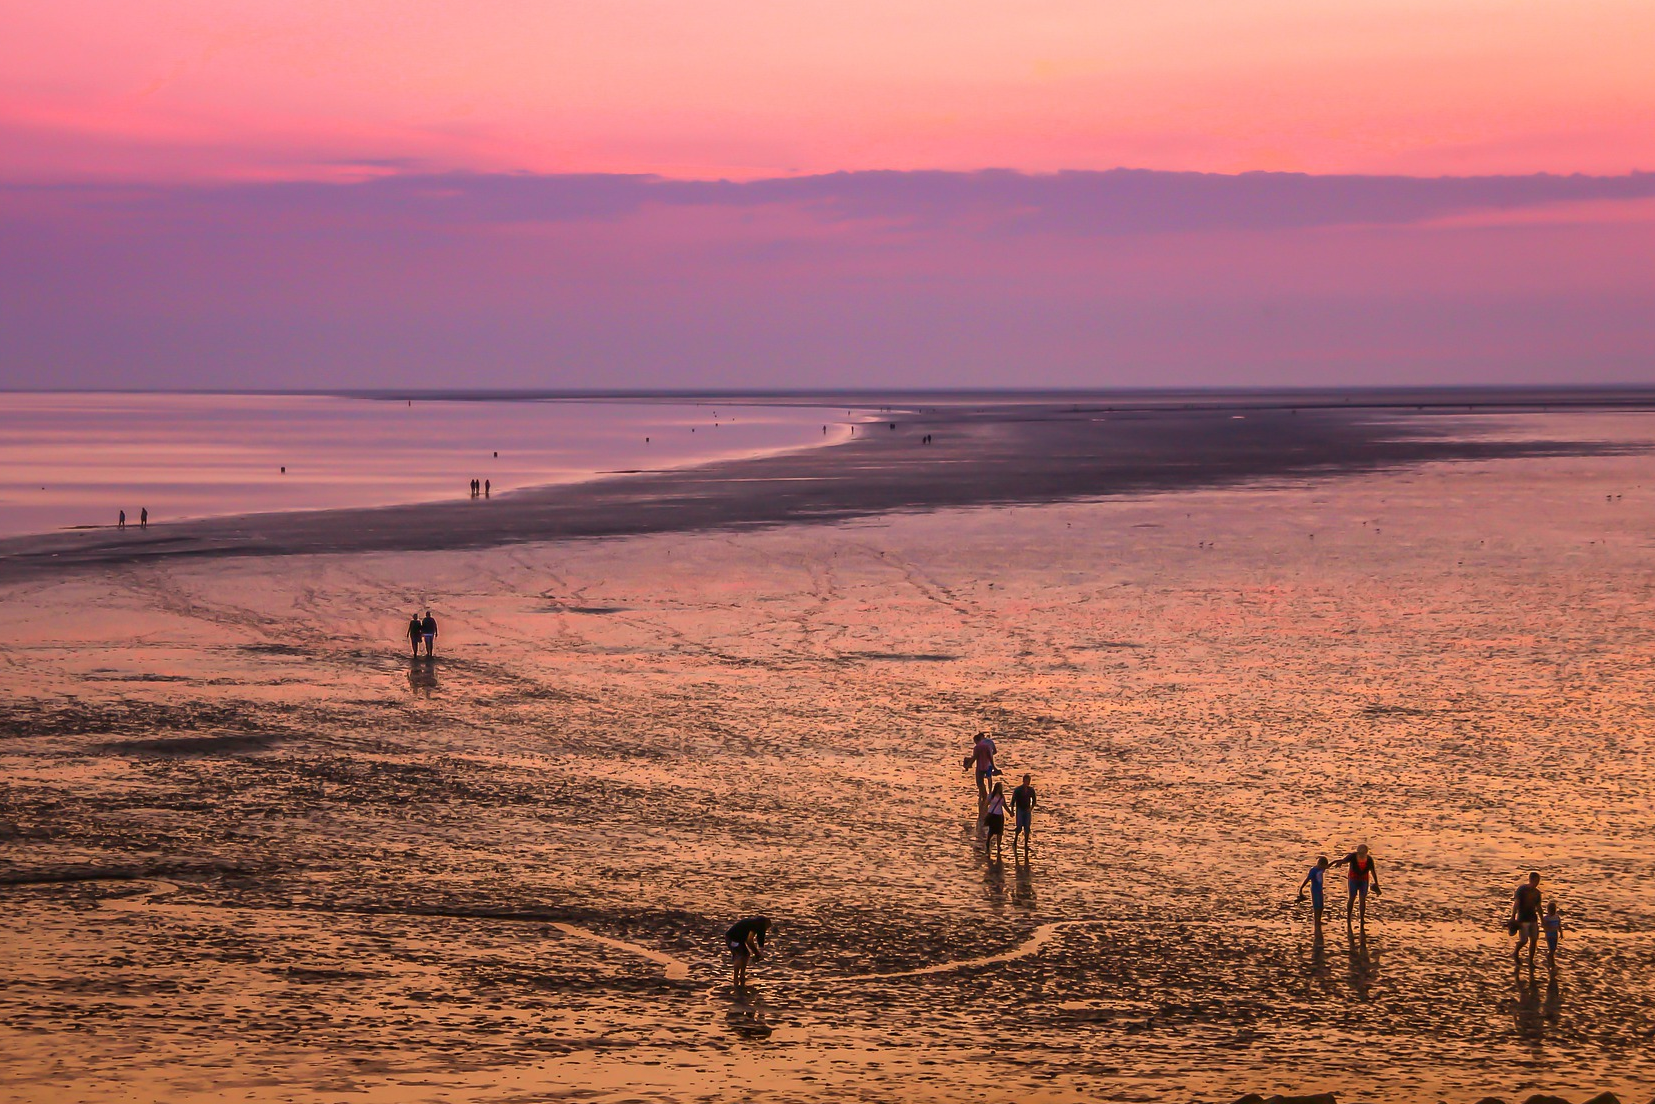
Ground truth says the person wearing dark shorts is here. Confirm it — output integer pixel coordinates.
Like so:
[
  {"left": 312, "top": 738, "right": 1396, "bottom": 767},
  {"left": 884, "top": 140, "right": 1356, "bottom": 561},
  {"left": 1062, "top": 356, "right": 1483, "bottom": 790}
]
[
  {"left": 725, "top": 916, "right": 771, "bottom": 988},
  {"left": 1011, "top": 774, "right": 1036, "bottom": 856},
  {"left": 1330, "top": 845, "right": 1381, "bottom": 930},
  {"left": 984, "top": 782, "right": 1007, "bottom": 859},
  {"left": 407, "top": 614, "right": 423, "bottom": 657},
  {"left": 1512, "top": 871, "right": 1542, "bottom": 972}
]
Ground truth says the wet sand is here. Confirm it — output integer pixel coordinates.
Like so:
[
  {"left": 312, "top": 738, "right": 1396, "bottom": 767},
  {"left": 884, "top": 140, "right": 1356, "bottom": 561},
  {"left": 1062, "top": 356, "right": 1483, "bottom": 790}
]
[
  {"left": 3, "top": 408, "right": 1655, "bottom": 1103},
  {"left": 0, "top": 392, "right": 1644, "bottom": 581}
]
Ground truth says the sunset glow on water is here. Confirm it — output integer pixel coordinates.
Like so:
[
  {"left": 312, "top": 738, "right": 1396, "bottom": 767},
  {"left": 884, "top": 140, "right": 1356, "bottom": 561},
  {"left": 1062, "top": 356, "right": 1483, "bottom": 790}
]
[{"left": 0, "top": 393, "right": 849, "bottom": 537}]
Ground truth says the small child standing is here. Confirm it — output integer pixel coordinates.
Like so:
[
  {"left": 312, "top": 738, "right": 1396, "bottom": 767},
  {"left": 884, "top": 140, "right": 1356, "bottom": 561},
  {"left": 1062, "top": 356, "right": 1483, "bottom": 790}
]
[
  {"left": 1543, "top": 901, "right": 1565, "bottom": 968},
  {"left": 1298, "top": 856, "right": 1330, "bottom": 929}
]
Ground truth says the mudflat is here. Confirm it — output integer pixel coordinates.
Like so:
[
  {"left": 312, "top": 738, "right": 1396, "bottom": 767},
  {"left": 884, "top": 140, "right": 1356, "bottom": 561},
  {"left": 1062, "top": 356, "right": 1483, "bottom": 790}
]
[
  {"left": 0, "top": 391, "right": 1644, "bottom": 581},
  {"left": 2, "top": 405, "right": 1654, "bottom": 1104}
]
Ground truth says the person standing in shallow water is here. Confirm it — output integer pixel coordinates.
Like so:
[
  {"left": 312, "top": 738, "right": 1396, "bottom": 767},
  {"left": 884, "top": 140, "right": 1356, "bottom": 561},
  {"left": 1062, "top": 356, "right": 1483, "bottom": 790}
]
[
  {"left": 140, "top": 507, "right": 147, "bottom": 529},
  {"left": 420, "top": 610, "right": 437, "bottom": 657},
  {"left": 725, "top": 916, "right": 771, "bottom": 988},
  {"left": 407, "top": 613, "right": 423, "bottom": 658},
  {"left": 1330, "top": 844, "right": 1381, "bottom": 929},
  {"left": 117, "top": 509, "right": 125, "bottom": 530}
]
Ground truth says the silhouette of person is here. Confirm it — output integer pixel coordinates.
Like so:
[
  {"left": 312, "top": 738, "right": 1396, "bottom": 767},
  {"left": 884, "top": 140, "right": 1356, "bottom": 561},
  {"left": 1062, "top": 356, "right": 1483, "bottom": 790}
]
[
  {"left": 420, "top": 610, "right": 437, "bottom": 657},
  {"left": 140, "top": 507, "right": 148, "bottom": 529},
  {"left": 117, "top": 510, "right": 126, "bottom": 530},
  {"left": 725, "top": 916, "right": 771, "bottom": 989},
  {"left": 407, "top": 613, "right": 423, "bottom": 657},
  {"left": 484, "top": 479, "right": 490, "bottom": 497}
]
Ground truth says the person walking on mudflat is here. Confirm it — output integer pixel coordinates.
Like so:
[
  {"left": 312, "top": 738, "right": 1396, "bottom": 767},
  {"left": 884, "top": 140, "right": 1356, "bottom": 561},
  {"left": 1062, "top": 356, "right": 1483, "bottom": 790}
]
[
  {"left": 1330, "top": 845, "right": 1381, "bottom": 929},
  {"left": 1011, "top": 773, "right": 1037, "bottom": 857},
  {"left": 1298, "top": 855, "right": 1331, "bottom": 930},
  {"left": 725, "top": 916, "right": 771, "bottom": 989},
  {"left": 420, "top": 610, "right": 438, "bottom": 657},
  {"left": 984, "top": 781, "right": 1008, "bottom": 860},
  {"left": 963, "top": 732, "right": 997, "bottom": 800},
  {"left": 1543, "top": 900, "right": 1565, "bottom": 971},
  {"left": 1512, "top": 871, "right": 1543, "bottom": 972},
  {"left": 407, "top": 613, "right": 423, "bottom": 658}
]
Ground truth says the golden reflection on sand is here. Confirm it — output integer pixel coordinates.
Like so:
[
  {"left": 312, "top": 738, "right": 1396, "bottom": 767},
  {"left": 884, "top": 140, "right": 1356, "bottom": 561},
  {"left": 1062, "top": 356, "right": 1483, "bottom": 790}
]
[{"left": 2, "top": 413, "right": 1654, "bottom": 1103}]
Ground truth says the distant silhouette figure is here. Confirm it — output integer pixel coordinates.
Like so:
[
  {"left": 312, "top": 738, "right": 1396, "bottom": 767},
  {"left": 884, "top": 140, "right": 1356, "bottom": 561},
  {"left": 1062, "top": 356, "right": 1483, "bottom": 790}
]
[
  {"left": 139, "top": 507, "right": 148, "bottom": 529},
  {"left": 1512, "top": 871, "right": 1543, "bottom": 974},
  {"left": 280, "top": 466, "right": 285, "bottom": 473},
  {"left": 407, "top": 614, "right": 423, "bottom": 657},
  {"left": 484, "top": 479, "right": 490, "bottom": 497},
  {"left": 117, "top": 510, "right": 125, "bottom": 530},
  {"left": 420, "top": 610, "right": 437, "bottom": 657}
]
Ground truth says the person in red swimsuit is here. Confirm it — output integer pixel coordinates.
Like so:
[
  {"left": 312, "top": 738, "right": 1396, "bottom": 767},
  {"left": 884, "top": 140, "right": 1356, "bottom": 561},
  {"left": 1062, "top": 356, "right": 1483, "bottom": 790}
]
[{"left": 1330, "top": 844, "right": 1382, "bottom": 930}]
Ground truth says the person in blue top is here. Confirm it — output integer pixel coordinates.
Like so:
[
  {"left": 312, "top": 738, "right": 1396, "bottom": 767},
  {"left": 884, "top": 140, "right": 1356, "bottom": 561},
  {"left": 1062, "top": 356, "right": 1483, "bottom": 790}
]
[{"left": 1297, "top": 855, "right": 1331, "bottom": 930}]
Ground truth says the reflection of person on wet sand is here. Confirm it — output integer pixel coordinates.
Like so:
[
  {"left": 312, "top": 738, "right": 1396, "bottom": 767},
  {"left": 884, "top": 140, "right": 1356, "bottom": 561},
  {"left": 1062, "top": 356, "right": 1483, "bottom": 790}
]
[
  {"left": 407, "top": 656, "right": 437, "bottom": 695},
  {"left": 725, "top": 916, "right": 770, "bottom": 989},
  {"left": 984, "top": 782, "right": 1007, "bottom": 859},
  {"left": 1297, "top": 855, "right": 1330, "bottom": 930},
  {"left": 406, "top": 614, "right": 423, "bottom": 657},
  {"left": 1012, "top": 856, "right": 1036, "bottom": 905},
  {"left": 1512, "top": 871, "right": 1543, "bottom": 973},
  {"left": 1330, "top": 845, "right": 1381, "bottom": 929}
]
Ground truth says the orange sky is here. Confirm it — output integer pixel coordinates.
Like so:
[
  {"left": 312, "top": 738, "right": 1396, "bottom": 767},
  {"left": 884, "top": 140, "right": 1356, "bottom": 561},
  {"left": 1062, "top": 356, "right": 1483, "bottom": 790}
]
[{"left": 3, "top": 0, "right": 1652, "bottom": 181}]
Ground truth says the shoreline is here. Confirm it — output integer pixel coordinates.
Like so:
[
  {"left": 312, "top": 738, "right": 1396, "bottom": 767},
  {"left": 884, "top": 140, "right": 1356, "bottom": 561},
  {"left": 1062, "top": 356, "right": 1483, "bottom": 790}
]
[{"left": 1, "top": 395, "right": 1648, "bottom": 582}]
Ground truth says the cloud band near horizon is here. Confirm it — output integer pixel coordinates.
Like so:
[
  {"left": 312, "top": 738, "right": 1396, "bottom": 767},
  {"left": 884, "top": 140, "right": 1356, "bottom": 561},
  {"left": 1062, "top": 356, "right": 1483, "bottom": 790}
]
[{"left": 3, "top": 169, "right": 1653, "bottom": 390}]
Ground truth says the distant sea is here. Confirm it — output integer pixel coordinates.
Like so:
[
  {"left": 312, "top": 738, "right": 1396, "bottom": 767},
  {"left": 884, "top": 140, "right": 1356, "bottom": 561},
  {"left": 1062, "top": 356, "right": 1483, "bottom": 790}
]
[{"left": 0, "top": 393, "right": 853, "bottom": 538}]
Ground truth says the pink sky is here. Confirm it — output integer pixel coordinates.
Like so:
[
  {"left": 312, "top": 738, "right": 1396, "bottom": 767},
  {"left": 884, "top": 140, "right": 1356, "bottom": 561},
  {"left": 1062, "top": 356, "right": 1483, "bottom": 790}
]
[
  {"left": 1, "top": 3, "right": 1651, "bottom": 389},
  {"left": 4, "top": 0, "right": 1653, "bottom": 182}
]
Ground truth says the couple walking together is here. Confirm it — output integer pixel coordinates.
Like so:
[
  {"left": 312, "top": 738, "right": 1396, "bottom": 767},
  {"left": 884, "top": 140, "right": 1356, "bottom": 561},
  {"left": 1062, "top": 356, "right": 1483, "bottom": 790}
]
[{"left": 407, "top": 610, "right": 438, "bottom": 657}]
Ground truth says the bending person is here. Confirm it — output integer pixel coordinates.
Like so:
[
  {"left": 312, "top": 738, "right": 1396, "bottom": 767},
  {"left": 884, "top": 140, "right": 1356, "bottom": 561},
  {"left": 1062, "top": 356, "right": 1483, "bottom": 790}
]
[{"left": 725, "top": 915, "right": 772, "bottom": 989}]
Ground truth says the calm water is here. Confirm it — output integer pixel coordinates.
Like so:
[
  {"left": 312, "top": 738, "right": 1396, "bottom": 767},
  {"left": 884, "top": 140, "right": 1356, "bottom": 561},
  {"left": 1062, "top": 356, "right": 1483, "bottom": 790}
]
[{"left": 0, "top": 393, "right": 852, "bottom": 537}]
